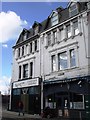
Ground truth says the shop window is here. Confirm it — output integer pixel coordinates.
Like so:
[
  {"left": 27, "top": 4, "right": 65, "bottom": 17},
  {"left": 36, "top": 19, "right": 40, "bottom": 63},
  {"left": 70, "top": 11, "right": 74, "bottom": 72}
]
[
  {"left": 23, "top": 64, "right": 28, "bottom": 78},
  {"left": 66, "top": 24, "right": 71, "bottom": 38},
  {"left": 69, "top": 4, "right": 78, "bottom": 17},
  {"left": 19, "top": 65, "right": 21, "bottom": 79},
  {"left": 73, "top": 21, "right": 79, "bottom": 35},
  {"left": 51, "top": 12, "right": 58, "bottom": 26},
  {"left": 51, "top": 55, "right": 56, "bottom": 72},
  {"left": 29, "top": 87, "right": 39, "bottom": 94},
  {"left": 13, "top": 89, "right": 21, "bottom": 95},
  {"left": 58, "top": 52, "right": 68, "bottom": 70},
  {"left": 70, "top": 49, "right": 76, "bottom": 67}
]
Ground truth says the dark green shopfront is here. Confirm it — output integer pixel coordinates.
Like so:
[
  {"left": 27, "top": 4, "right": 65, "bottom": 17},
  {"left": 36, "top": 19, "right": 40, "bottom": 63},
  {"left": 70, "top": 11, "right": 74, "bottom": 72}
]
[{"left": 11, "top": 76, "right": 90, "bottom": 119}]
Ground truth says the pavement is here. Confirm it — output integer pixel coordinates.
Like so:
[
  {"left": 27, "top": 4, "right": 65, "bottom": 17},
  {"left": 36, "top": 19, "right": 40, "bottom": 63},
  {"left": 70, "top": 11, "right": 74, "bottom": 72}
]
[
  {"left": 1, "top": 108, "right": 70, "bottom": 120},
  {"left": 1, "top": 109, "right": 42, "bottom": 120}
]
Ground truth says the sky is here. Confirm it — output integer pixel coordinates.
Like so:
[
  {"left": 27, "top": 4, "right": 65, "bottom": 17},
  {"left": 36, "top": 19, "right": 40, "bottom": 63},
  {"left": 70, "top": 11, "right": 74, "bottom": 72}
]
[{"left": 0, "top": 1, "right": 68, "bottom": 94}]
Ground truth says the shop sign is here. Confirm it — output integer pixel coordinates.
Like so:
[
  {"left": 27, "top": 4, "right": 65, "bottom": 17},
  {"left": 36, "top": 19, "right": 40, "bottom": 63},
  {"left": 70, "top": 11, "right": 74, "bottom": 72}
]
[{"left": 13, "top": 78, "right": 39, "bottom": 88}]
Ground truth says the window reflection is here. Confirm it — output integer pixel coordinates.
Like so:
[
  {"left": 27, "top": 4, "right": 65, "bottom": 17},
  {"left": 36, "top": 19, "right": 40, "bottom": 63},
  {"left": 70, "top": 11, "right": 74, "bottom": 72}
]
[
  {"left": 58, "top": 52, "right": 67, "bottom": 70},
  {"left": 70, "top": 49, "right": 76, "bottom": 67},
  {"left": 52, "top": 55, "right": 56, "bottom": 72}
]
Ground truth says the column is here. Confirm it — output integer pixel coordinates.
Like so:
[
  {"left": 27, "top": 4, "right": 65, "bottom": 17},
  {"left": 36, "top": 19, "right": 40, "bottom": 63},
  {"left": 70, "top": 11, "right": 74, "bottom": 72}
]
[
  {"left": 15, "top": 49, "right": 18, "bottom": 59},
  {"left": 27, "top": 43, "right": 30, "bottom": 55},
  {"left": 32, "top": 41, "right": 35, "bottom": 53},
  {"left": 75, "top": 46, "right": 79, "bottom": 67},
  {"left": 28, "top": 62, "right": 30, "bottom": 78},
  {"left": 24, "top": 45, "right": 26, "bottom": 56},
  {"left": 44, "top": 34, "right": 48, "bottom": 47},
  {"left": 20, "top": 47, "right": 22, "bottom": 57},
  {"left": 67, "top": 49, "right": 70, "bottom": 68},
  {"left": 56, "top": 54, "right": 58, "bottom": 71},
  {"left": 63, "top": 25, "right": 67, "bottom": 41},
  {"left": 78, "top": 17, "right": 82, "bottom": 35},
  {"left": 37, "top": 39, "right": 39, "bottom": 51},
  {"left": 51, "top": 31, "right": 54, "bottom": 45},
  {"left": 57, "top": 28, "right": 60, "bottom": 43}
]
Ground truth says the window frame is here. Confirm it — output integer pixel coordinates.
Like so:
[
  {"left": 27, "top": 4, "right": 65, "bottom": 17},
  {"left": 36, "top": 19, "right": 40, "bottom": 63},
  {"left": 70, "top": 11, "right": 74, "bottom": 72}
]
[
  {"left": 69, "top": 4, "right": 78, "bottom": 17},
  {"left": 66, "top": 24, "right": 71, "bottom": 38},
  {"left": 51, "top": 12, "right": 58, "bottom": 26},
  {"left": 58, "top": 51, "right": 68, "bottom": 70},
  {"left": 19, "top": 65, "right": 21, "bottom": 79},
  {"left": 51, "top": 55, "right": 56, "bottom": 72},
  {"left": 48, "top": 33, "right": 51, "bottom": 46},
  {"left": 70, "top": 49, "right": 76, "bottom": 67},
  {"left": 73, "top": 21, "right": 79, "bottom": 35},
  {"left": 23, "top": 64, "right": 28, "bottom": 78}
]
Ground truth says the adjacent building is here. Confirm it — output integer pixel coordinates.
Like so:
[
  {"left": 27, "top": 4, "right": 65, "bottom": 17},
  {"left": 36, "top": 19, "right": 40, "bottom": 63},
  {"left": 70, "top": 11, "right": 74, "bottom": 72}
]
[{"left": 11, "top": 1, "right": 90, "bottom": 119}]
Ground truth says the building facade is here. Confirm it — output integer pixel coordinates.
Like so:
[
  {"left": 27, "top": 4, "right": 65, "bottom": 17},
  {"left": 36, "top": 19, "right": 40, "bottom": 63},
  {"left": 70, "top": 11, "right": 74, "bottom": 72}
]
[{"left": 11, "top": 1, "right": 90, "bottom": 119}]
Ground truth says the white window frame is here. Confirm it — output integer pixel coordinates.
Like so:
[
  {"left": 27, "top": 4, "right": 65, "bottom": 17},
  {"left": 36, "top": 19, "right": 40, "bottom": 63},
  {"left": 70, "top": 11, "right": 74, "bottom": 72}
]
[
  {"left": 73, "top": 21, "right": 79, "bottom": 35},
  {"left": 23, "top": 64, "right": 28, "bottom": 78},
  {"left": 51, "top": 55, "right": 56, "bottom": 72},
  {"left": 58, "top": 52, "right": 68, "bottom": 70},
  {"left": 51, "top": 12, "right": 58, "bottom": 26},
  {"left": 66, "top": 24, "right": 71, "bottom": 38},
  {"left": 69, "top": 4, "right": 78, "bottom": 17}
]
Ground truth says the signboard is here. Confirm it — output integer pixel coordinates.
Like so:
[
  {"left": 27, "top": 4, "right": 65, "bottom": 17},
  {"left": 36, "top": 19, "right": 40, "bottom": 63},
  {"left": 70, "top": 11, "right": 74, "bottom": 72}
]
[{"left": 13, "top": 78, "right": 39, "bottom": 89}]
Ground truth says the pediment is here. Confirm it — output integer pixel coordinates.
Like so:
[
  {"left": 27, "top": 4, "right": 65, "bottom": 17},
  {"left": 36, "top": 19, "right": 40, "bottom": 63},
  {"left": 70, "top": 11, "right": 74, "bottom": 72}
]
[
  {"left": 32, "top": 21, "right": 40, "bottom": 28},
  {"left": 49, "top": 11, "right": 58, "bottom": 18}
]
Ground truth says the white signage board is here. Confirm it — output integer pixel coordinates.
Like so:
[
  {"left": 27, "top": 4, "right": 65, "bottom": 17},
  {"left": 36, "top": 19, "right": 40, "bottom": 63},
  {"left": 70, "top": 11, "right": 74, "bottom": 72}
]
[{"left": 13, "top": 78, "right": 39, "bottom": 89}]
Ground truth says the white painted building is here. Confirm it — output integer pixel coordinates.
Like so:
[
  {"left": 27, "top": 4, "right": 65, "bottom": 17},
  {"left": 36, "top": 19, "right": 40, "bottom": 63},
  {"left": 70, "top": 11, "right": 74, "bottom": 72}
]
[{"left": 11, "top": 1, "right": 90, "bottom": 119}]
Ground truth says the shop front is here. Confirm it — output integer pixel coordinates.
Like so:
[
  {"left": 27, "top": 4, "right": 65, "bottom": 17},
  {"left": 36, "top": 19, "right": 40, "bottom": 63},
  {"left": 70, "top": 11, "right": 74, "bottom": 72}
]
[
  {"left": 11, "top": 78, "right": 41, "bottom": 114},
  {"left": 43, "top": 76, "right": 90, "bottom": 119}
]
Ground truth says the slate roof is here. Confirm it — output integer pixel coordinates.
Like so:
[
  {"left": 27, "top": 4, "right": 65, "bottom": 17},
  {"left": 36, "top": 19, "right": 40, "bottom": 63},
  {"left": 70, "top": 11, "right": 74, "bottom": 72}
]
[{"left": 14, "top": 2, "right": 87, "bottom": 48}]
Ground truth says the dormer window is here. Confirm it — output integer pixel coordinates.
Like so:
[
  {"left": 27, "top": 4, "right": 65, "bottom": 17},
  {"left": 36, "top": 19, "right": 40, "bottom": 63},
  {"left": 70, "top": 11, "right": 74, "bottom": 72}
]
[
  {"left": 23, "top": 33, "right": 27, "bottom": 40},
  {"left": 69, "top": 4, "right": 78, "bottom": 17},
  {"left": 51, "top": 12, "right": 58, "bottom": 26},
  {"left": 34, "top": 26, "right": 39, "bottom": 34}
]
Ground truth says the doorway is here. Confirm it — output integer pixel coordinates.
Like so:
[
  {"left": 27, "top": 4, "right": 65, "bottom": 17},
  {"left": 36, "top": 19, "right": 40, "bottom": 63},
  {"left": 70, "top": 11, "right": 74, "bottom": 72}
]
[{"left": 21, "top": 94, "right": 29, "bottom": 113}]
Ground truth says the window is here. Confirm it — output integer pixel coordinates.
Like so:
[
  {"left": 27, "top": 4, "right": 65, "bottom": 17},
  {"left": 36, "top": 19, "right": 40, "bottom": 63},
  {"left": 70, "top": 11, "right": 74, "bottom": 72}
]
[
  {"left": 70, "top": 49, "right": 76, "bottom": 67},
  {"left": 30, "top": 42, "right": 32, "bottom": 53},
  {"left": 22, "top": 46, "right": 24, "bottom": 56},
  {"left": 60, "top": 28, "right": 63, "bottom": 41},
  {"left": 29, "top": 86, "right": 39, "bottom": 94},
  {"left": 51, "top": 12, "right": 58, "bottom": 26},
  {"left": 58, "top": 52, "right": 68, "bottom": 70},
  {"left": 19, "top": 66, "right": 21, "bottom": 79},
  {"left": 34, "top": 40, "right": 37, "bottom": 51},
  {"left": 23, "top": 33, "right": 27, "bottom": 40},
  {"left": 18, "top": 48, "right": 20, "bottom": 57},
  {"left": 73, "top": 21, "right": 79, "bottom": 35},
  {"left": 53, "top": 31, "right": 57, "bottom": 43},
  {"left": 51, "top": 55, "right": 56, "bottom": 72},
  {"left": 66, "top": 25, "right": 71, "bottom": 38},
  {"left": 34, "top": 26, "right": 39, "bottom": 34},
  {"left": 69, "top": 4, "right": 78, "bottom": 17},
  {"left": 23, "top": 64, "right": 28, "bottom": 78},
  {"left": 48, "top": 33, "right": 51, "bottom": 46},
  {"left": 30, "top": 62, "right": 33, "bottom": 77},
  {"left": 13, "top": 89, "right": 21, "bottom": 95}
]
